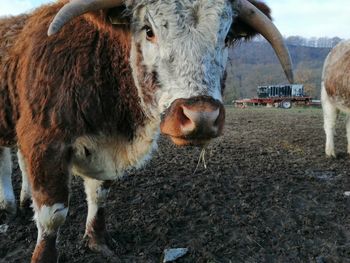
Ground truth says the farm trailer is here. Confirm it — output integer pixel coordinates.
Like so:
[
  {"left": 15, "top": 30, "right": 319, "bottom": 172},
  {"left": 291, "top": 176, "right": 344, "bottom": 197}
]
[{"left": 233, "top": 84, "right": 317, "bottom": 109}]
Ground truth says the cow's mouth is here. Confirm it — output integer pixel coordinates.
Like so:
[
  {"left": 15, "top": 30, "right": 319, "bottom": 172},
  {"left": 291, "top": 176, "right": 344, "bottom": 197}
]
[{"left": 168, "top": 135, "right": 212, "bottom": 146}]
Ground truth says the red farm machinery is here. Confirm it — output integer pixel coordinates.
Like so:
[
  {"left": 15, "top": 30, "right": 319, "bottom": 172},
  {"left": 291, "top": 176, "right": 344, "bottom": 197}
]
[{"left": 233, "top": 84, "right": 319, "bottom": 109}]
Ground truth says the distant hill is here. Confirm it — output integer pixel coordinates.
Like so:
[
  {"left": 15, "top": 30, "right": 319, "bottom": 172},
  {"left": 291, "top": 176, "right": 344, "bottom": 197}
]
[{"left": 224, "top": 40, "right": 332, "bottom": 103}]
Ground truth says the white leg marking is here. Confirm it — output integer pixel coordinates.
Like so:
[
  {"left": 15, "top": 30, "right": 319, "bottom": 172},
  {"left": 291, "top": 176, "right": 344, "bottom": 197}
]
[
  {"left": 321, "top": 83, "right": 337, "bottom": 157},
  {"left": 0, "top": 147, "right": 16, "bottom": 214},
  {"left": 83, "top": 178, "right": 109, "bottom": 234},
  {"left": 33, "top": 202, "right": 68, "bottom": 243},
  {"left": 17, "top": 150, "right": 32, "bottom": 206}
]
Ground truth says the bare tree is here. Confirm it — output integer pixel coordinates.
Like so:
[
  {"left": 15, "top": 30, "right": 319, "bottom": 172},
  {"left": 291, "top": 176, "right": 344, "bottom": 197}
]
[{"left": 295, "top": 66, "right": 317, "bottom": 97}]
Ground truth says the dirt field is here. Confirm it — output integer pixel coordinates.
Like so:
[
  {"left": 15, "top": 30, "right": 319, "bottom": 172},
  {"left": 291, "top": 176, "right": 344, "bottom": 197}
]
[{"left": 1, "top": 107, "right": 349, "bottom": 263}]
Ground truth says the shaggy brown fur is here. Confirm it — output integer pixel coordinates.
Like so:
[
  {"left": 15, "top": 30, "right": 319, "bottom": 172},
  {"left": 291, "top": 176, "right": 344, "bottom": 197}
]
[{"left": 0, "top": 14, "right": 29, "bottom": 146}]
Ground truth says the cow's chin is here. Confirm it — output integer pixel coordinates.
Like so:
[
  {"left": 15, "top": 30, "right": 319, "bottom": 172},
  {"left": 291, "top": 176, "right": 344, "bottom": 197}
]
[{"left": 168, "top": 136, "right": 210, "bottom": 147}]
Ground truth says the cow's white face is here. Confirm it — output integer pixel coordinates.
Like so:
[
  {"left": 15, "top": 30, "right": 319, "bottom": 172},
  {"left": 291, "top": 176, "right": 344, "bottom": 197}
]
[
  {"left": 130, "top": 0, "right": 232, "bottom": 111},
  {"left": 130, "top": 0, "right": 232, "bottom": 145}
]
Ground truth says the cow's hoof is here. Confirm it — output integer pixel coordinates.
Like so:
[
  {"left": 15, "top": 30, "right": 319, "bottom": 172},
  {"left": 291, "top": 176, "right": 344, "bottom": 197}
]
[
  {"left": 84, "top": 233, "right": 121, "bottom": 261},
  {"left": 90, "top": 243, "right": 114, "bottom": 257},
  {"left": 325, "top": 148, "right": 336, "bottom": 158}
]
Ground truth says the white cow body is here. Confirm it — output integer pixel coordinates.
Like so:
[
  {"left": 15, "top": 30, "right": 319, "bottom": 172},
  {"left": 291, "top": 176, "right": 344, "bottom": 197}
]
[{"left": 322, "top": 40, "right": 350, "bottom": 157}]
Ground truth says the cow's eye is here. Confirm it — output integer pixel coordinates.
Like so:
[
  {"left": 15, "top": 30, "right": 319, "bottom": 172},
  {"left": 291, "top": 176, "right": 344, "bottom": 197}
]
[{"left": 143, "top": 25, "right": 155, "bottom": 42}]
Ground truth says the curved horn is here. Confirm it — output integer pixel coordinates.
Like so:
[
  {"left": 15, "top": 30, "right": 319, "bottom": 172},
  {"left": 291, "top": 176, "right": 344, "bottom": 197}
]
[
  {"left": 48, "top": 0, "right": 124, "bottom": 36},
  {"left": 237, "top": 0, "right": 294, "bottom": 83}
]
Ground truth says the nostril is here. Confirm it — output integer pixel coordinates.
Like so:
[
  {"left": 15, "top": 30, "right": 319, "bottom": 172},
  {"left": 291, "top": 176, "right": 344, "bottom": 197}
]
[
  {"left": 178, "top": 107, "right": 193, "bottom": 126},
  {"left": 210, "top": 109, "right": 220, "bottom": 127},
  {"left": 178, "top": 106, "right": 196, "bottom": 133},
  {"left": 185, "top": 107, "right": 219, "bottom": 125},
  {"left": 182, "top": 106, "right": 201, "bottom": 123},
  {"left": 181, "top": 106, "right": 220, "bottom": 131},
  {"left": 213, "top": 111, "right": 221, "bottom": 127}
]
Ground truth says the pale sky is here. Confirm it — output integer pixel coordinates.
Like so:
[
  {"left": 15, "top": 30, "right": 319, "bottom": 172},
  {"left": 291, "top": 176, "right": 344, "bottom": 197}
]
[
  {"left": 0, "top": 0, "right": 349, "bottom": 39},
  {"left": 266, "top": 0, "right": 350, "bottom": 39}
]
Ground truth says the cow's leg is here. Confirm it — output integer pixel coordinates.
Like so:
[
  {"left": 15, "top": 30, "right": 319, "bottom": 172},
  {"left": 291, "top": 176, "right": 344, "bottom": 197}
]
[
  {"left": 346, "top": 115, "right": 350, "bottom": 155},
  {"left": 20, "top": 142, "right": 70, "bottom": 263},
  {"left": 31, "top": 172, "right": 70, "bottom": 263},
  {"left": 83, "top": 177, "right": 115, "bottom": 257},
  {"left": 0, "top": 147, "right": 16, "bottom": 220},
  {"left": 322, "top": 85, "right": 337, "bottom": 157},
  {"left": 17, "top": 149, "right": 32, "bottom": 211}
]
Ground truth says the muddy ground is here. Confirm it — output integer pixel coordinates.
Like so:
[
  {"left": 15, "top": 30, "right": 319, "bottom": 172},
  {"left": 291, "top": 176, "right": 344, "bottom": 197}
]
[{"left": 0, "top": 107, "right": 349, "bottom": 263}]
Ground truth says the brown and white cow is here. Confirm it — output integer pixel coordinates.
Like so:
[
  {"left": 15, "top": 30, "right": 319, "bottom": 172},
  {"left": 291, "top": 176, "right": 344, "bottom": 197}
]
[
  {"left": 322, "top": 40, "right": 350, "bottom": 157},
  {"left": 0, "top": 0, "right": 293, "bottom": 262}
]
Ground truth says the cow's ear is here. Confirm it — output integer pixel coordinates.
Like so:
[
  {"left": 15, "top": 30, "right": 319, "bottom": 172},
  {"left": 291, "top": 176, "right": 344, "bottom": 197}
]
[
  {"left": 227, "top": 0, "right": 271, "bottom": 43},
  {"left": 108, "top": 6, "right": 131, "bottom": 25}
]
